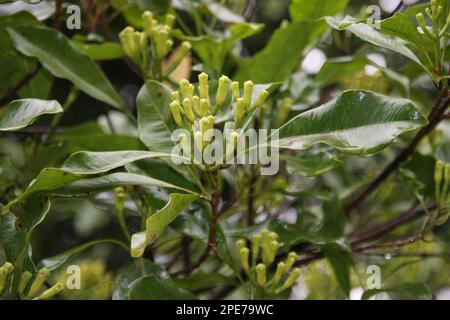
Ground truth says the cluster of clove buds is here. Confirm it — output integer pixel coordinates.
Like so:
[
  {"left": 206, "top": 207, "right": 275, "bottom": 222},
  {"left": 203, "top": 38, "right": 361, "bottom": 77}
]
[
  {"left": 119, "top": 10, "right": 191, "bottom": 76},
  {"left": 0, "top": 262, "right": 64, "bottom": 300},
  {"left": 236, "top": 229, "right": 301, "bottom": 295},
  {"left": 170, "top": 73, "right": 270, "bottom": 162}
]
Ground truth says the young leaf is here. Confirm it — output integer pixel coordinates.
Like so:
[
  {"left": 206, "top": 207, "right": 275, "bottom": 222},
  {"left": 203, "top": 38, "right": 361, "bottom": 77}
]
[
  {"left": 0, "top": 99, "right": 62, "bottom": 131},
  {"left": 130, "top": 193, "right": 198, "bottom": 258},
  {"left": 6, "top": 26, "right": 124, "bottom": 109},
  {"left": 274, "top": 90, "right": 427, "bottom": 155}
]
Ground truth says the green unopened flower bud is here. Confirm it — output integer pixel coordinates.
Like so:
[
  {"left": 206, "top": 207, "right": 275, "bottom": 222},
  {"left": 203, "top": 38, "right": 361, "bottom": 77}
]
[
  {"left": 192, "top": 96, "right": 201, "bottom": 117},
  {"left": 182, "top": 98, "right": 196, "bottom": 122},
  {"left": 180, "top": 79, "right": 193, "bottom": 99},
  {"left": 142, "top": 11, "right": 154, "bottom": 37},
  {"left": 198, "top": 72, "right": 209, "bottom": 101},
  {"left": 273, "top": 262, "right": 286, "bottom": 286},
  {"left": 269, "top": 232, "right": 278, "bottom": 242},
  {"left": 276, "top": 97, "right": 293, "bottom": 128},
  {"left": 243, "top": 80, "right": 254, "bottom": 110},
  {"left": 216, "top": 75, "right": 230, "bottom": 106},
  {"left": 139, "top": 32, "right": 148, "bottom": 51},
  {"left": 435, "top": 161, "right": 444, "bottom": 186},
  {"left": 266, "top": 240, "right": 280, "bottom": 265},
  {"left": 199, "top": 99, "right": 210, "bottom": 117},
  {"left": 200, "top": 117, "right": 212, "bottom": 144},
  {"left": 278, "top": 268, "right": 301, "bottom": 292},
  {"left": 255, "top": 264, "right": 267, "bottom": 287},
  {"left": 119, "top": 26, "right": 137, "bottom": 58},
  {"left": 36, "top": 282, "right": 64, "bottom": 300},
  {"left": 165, "top": 39, "right": 174, "bottom": 52},
  {"left": 251, "top": 234, "right": 261, "bottom": 266},
  {"left": 445, "top": 164, "right": 450, "bottom": 182},
  {"left": 165, "top": 14, "right": 176, "bottom": 28},
  {"left": 18, "top": 271, "right": 32, "bottom": 295},
  {"left": 236, "top": 239, "right": 246, "bottom": 250},
  {"left": 170, "top": 101, "right": 183, "bottom": 127},
  {"left": 284, "top": 252, "right": 298, "bottom": 271},
  {"left": 178, "top": 133, "right": 191, "bottom": 157},
  {"left": 231, "top": 81, "right": 240, "bottom": 101},
  {"left": 114, "top": 187, "right": 126, "bottom": 214},
  {"left": 194, "top": 131, "right": 203, "bottom": 151},
  {"left": 28, "top": 268, "right": 51, "bottom": 298},
  {"left": 252, "top": 89, "right": 269, "bottom": 110},
  {"left": 0, "top": 262, "right": 14, "bottom": 294},
  {"left": 180, "top": 41, "right": 192, "bottom": 55},
  {"left": 431, "top": 0, "right": 438, "bottom": 16},
  {"left": 416, "top": 13, "right": 427, "bottom": 29},
  {"left": 239, "top": 248, "right": 250, "bottom": 273},
  {"left": 171, "top": 91, "right": 180, "bottom": 103},
  {"left": 235, "top": 98, "right": 245, "bottom": 127},
  {"left": 155, "top": 28, "right": 170, "bottom": 59}
]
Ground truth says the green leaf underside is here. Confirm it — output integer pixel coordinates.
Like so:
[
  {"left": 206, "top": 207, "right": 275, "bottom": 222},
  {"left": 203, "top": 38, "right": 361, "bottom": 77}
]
[
  {"left": 274, "top": 90, "right": 427, "bottom": 155},
  {"left": 326, "top": 17, "right": 426, "bottom": 70},
  {"left": 131, "top": 193, "right": 198, "bottom": 258},
  {"left": 0, "top": 99, "right": 62, "bottom": 131},
  {"left": 7, "top": 26, "right": 124, "bottom": 109}
]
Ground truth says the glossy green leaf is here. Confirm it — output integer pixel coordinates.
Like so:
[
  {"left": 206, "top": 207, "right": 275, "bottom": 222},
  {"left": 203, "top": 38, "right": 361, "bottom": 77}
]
[
  {"left": 316, "top": 56, "right": 368, "bottom": 85},
  {"left": 137, "top": 80, "right": 176, "bottom": 153},
  {"left": 0, "top": 99, "right": 62, "bottom": 131},
  {"left": 7, "top": 26, "right": 124, "bottom": 109},
  {"left": 282, "top": 152, "right": 342, "bottom": 176},
  {"left": 326, "top": 16, "right": 426, "bottom": 70},
  {"left": 126, "top": 159, "right": 201, "bottom": 194},
  {"left": 0, "top": 196, "right": 50, "bottom": 262},
  {"left": 290, "top": 0, "right": 349, "bottom": 22},
  {"left": 113, "top": 260, "right": 169, "bottom": 300},
  {"left": 0, "top": 12, "right": 51, "bottom": 101},
  {"left": 37, "top": 239, "right": 128, "bottom": 271},
  {"left": 131, "top": 193, "right": 198, "bottom": 258},
  {"left": 129, "top": 274, "right": 197, "bottom": 300},
  {"left": 72, "top": 41, "right": 125, "bottom": 61},
  {"left": 274, "top": 90, "right": 427, "bottom": 155},
  {"left": 61, "top": 150, "right": 174, "bottom": 175},
  {"left": 362, "top": 282, "right": 432, "bottom": 300},
  {"left": 235, "top": 21, "right": 327, "bottom": 83},
  {"left": 52, "top": 173, "right": 196, "bottom": 196}
]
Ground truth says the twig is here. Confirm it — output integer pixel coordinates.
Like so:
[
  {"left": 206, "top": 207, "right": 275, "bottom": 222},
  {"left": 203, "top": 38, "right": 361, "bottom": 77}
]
[
  {"left": 345, "top": 93, "right": 450, "bottom": 213},
  {"left": 0, "top": 65, "right": 42, "bottom": 107},
  {"left": 243, "top": 0, "right": 258, "bottom": 21}
]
